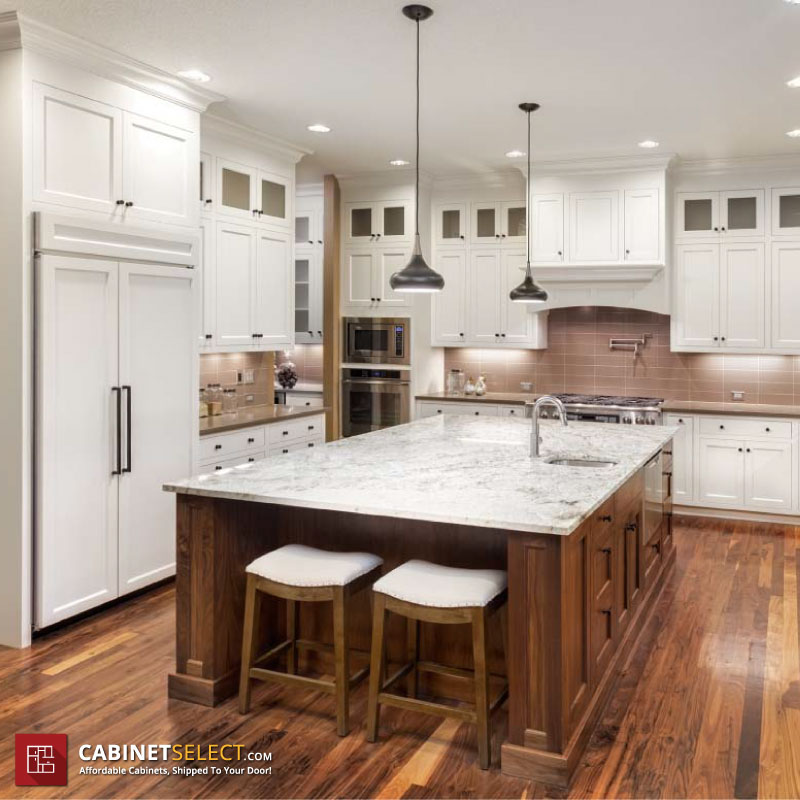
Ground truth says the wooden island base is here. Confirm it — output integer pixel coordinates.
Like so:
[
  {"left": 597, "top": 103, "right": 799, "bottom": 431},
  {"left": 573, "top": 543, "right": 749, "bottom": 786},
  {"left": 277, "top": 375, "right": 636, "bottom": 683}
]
[{"left": 170, "top": 456, "right": 674, "bottom": 788}]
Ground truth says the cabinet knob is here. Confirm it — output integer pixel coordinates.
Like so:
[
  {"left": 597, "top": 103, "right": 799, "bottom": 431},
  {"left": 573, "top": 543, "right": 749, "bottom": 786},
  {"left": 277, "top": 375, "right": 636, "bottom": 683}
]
[
  {"left": 459, "top": 235, "right": 465, "bottom": 239},
  {"left": 599, "top": 514, "right": 612, "bottom": 522},
  {"left": 501, "top": 333, "right": 506, "bottom": 338},
  {"left": 308, "top": 240, "right": 314, "bottom": 244},
  {"left": 721, "top": 336, "right": 726, "bottom": 341},
  {"left": 308, "top": 330, "right": 313, "bottom": 335},
  {"left": 282, "top": 430, "right": 289, "bottom": 436},
  {"left": 746, "top": 447, "right": 751, "bottom": 453},
  {"left": 557, "top": 250, "right": 562, "bottom": 256},
  {"left": 474, "top": 411, "right": 480, "bottom": 415},
  {"left": 116, "top": 199, "right": 125, "bottom": 205},
  {"left": 317, "top": 239, "right": 323, "bottom": 244},
  {"left": 214, "top": 444, "right": 222, "bottom": 450},
  {"left": 719, "top": 424, "right": 724, "bottom": 430},
  {"left": 124, "top": 201, "right": 134, "bottom": 207},
  {"left": 495, "top": 234, "right": 500, "bottom": 239},
  {"left": 248, "top": 457, "right": 255, "bottom": 462},
  {"left": 204, "top": 334, "right": 212, "bottom": 340},
  {"left": 215, "top": 465, "right": 222, "bottom": 470},
  {"left": 376, "top": 233, "right": 381, "bottom": 239},
  {"left": 766, "top": 427, "right": 771, "bottom": 432},
  {"left": 714, "top": 226, "right": 719, "bottom": 232},
  {"left": 625, "top": 249, "right": 630, "bottom": 255},
  {"left": 459, "top": 332, "right": 464, "bottom": 337},
  {"left": 713, "top": 336, "right": 719, "bottom": 341},
  {"left": 308, "top": 425, "right": 315, "bottom": 430},
  {"left": 738, "top": 447, "right": 743, "bottom": 452},
  {"left": 205, "top": 199, "right": 212, "bottom": 205},
  {"left": 501, "top": 233, "right": 507, "bottom": 238},
  {"left": 437, "top": 409, "right": 442, "bottom": 413},
  {"left": 376, "top": 298, "right": 381, "bottom": 302},
  {"left": 317, "top": 330, "right": 322, "bottom": 336},
  {"left": 247, "top": 437, "right": 255, "bottom": 443},
  {"left": 601, "top": 547, "right": 612, "bottom": 554},
  {"left": 282, "top": 448, "right": 289, "bottom": 454},
  {"left": 721, "top": 226, "right": 726, "bottom": 231},
  {"left": 624, "top": 522, "right": 637, "bottom": 533}
]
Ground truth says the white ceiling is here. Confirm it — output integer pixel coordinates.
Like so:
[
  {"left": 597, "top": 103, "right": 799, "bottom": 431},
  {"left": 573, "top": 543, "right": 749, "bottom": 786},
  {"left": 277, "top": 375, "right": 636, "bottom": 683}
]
[{"left": 5, "top": 0, "right": 800, "bottom": 181}]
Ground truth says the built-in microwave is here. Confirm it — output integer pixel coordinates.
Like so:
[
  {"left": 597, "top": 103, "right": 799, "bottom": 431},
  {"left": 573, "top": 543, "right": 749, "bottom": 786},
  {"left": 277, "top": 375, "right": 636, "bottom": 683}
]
[{"left": 344, "top": 317, "right": 410, "bottom": 365}]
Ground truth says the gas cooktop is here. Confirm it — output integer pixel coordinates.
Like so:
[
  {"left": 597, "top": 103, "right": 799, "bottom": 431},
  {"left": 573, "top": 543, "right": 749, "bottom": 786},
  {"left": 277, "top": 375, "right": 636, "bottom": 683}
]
[{"left": 552, "top": 394, "right": 664, "bottom": 409}]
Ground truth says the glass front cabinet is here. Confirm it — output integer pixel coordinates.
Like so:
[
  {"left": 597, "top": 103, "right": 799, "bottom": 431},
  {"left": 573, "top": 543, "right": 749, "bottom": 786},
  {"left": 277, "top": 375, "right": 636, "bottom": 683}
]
[
  {"left": 676, "top": 190, "right": 764, "bottom": 239},
  {"left": 345, "top": 201, "right": 412, "bottom": 244}
]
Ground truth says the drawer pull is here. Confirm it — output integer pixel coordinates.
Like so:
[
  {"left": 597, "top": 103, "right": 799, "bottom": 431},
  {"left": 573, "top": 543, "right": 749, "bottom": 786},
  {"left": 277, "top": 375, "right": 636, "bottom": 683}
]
[
  {"left": 601, "top": 608, "right": 612, "bottom": 616},
  {"left": 248, "top": 457, "right": 255, "bottom": 462},
  {"left": 247, "top": 437, "right": 255, "bottom": 443},
  {"left": 624, "top": 522, "right": 637, "bottom": 533},
  {"left": 282, "top": 430, "right": 289, "bottom": 436},
  {"left": 307, "top": 442, "right": 314, "bottom": 448},
  {"left": 600, "top": 547, "right": 612, "bottom": 554},
  {"left": 282, "top": 448, "right": 289, "bottom": 454},
  {"left": 599, "top": 514, "right": 612, "bottom": 522},
  {"left": 214, "top": 444, "right": 222, "bottom": 450},
  {"left": 308, "top": 425, "right": 315, "bottom": 430},
  {"left": 215, "top": 466, "right": 222, "bottom": 471}
]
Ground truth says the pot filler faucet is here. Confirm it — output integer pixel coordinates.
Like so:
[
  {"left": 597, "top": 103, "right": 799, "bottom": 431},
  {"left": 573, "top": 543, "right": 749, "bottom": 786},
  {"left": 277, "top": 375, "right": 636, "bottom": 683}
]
[{"left": 524, "top": 395, "right": 568, "bottom": 458}]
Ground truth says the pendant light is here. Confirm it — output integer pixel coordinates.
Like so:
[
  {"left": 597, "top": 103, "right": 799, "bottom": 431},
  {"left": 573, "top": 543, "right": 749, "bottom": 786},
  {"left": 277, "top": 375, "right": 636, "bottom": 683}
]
[
  {"left": 389, "top": 5, "right": 444, "bottom": 293},
  {"left": 509, "top": 102, "right": 548, "bottom": 303}
]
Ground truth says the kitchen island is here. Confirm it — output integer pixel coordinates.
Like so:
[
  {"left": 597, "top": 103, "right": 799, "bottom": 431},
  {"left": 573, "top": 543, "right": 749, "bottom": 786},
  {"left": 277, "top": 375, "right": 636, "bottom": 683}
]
[{"left": 164, "top": 415, "right": 675, "bottom": 786}]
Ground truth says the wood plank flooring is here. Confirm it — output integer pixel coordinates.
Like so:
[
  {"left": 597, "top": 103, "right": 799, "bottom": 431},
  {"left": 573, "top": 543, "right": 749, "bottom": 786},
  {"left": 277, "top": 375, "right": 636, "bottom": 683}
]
[{"left": 1, "top": 517, "right": 798, "bottom": 799}]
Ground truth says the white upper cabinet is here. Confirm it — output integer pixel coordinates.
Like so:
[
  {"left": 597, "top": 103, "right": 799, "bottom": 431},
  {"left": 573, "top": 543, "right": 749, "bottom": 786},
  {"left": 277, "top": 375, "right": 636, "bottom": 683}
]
[
  {"left": 296, "top": 205, "right": 323, "bottom": 248},
  {"left": 470, "top": 203, "right": 501, "bottom": 245},
  {"left": 431, "top": 249, "right": 467, "bottom": 345},
  {"left": 345, "top": 201, "right": 412, "bottom": 244},
  {"left": 434, "top": 203, "right": 467, "bottom": 246},
  {"left": 500, "top": 202, "right": 527, "bottom": 245},
  {"left": 215, "top": 221, "right": 256, "bottom": 348},
  {"left": 254, "top": 229, "right": 292, "bottom": 347},
  {"left": 32, "top": 83, "right": 197, "bottom": 227},
  {"left": 676, "top": 192, "right": 720, "bottom": 238},
  {"left": 720, "top": 242, "right": 765, "bottom": 349},
  {"left": 568, "top": 191, "right": 619, "bottom": 262},
  {"left": 721, "top": 190, "right": 764, "bottom": 238},
  {"left": 673, "top": 243, "right": 720, "bottom": 348},
  {"left": 468, "top": 249, "right": 503, "bottom": 343},
  {"left": 376, "top": 247, "right": 413, "bottom": 306},
  {"left": 771, "top": 188, "right": 800, "bottom": 236},
  {"left": 677, "top": 190, "right": 763, "bottom": 239},
  {"left": 771, "top": 241, "right": 800, "bottom": 349},
  {"left": 217, "top": 158, "right": 258, "bottom": 221},
  {"left": 342, "top": 247, "right": 410, "bottom": 309},
  {"left": 257, "top": 171, "right": 291, "bottom": 229},
  {"left": 199, "top": 151, "right": 214, "bottom": 214},
  {"left": 624, "top": 188, "right": 659, "bottom": 261},
  {"left": 531, "top": 194, "right": 564, "bottom": 262},
  {"left": 122, "top": 113, "right": 197, "bottom": 226},
  {"left": 294, "top": 251, "right": 323, "bottom": 343},
  {"left": 33, "top": 83, "right": 123, "bottom": 215},
  {"left": 198, "top": 221, "right": 215, "bottom": 349}
]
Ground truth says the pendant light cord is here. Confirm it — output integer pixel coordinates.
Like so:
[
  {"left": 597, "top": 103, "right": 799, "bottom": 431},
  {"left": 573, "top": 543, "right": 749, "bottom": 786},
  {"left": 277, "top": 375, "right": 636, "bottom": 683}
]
[
  {"left": 415, "top": 17, "right": 420, "bottom": 236},
  {"left": 526, "top": 108, "right": 532, "bottom": 273}
]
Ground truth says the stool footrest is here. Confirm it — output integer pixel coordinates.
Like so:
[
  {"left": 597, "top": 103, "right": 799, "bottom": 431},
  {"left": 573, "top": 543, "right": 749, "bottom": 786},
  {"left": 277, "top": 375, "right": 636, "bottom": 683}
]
[
  {"left": 249, "top": 667, "right": 336, "bottom": 695},
  {"left": 416, "top": 659, "right": 507, "bottom": 684},
  {"left": 377, "top": 692, "right": 477, "bottom": 722},
  {"left": 381, "top": 661, "right": 415, "bottom": 693}
]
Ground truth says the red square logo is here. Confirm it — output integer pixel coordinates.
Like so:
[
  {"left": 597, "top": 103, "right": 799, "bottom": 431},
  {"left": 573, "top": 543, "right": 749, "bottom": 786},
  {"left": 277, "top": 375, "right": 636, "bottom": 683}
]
[{"left": 15, "top": 734, "right": 68, "bottom": 786}]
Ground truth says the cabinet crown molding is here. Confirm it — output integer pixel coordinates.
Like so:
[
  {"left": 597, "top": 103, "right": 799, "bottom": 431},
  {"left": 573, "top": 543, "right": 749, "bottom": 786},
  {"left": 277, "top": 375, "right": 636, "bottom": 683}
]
[
  {"left": 202, "top": 113, "right": 312, "bottom": 163},
  {"left": 2, "top": 11, "right": 225, "bottom": 112},
  {"left": 525, "top": 153, "right": 676, "bottom": 177},
  {"left": 675, "top": 153, "right": 800, "bottom": 176}
]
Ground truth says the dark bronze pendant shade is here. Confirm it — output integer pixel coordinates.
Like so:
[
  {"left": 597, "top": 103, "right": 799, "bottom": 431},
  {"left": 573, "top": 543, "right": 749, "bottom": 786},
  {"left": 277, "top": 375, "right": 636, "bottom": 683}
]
[
  {"left": 390, "top": 5, "right": 444, "bottom": 293},
  {"left": 510, "top": 102, "right": 548, "bottom": 303}
]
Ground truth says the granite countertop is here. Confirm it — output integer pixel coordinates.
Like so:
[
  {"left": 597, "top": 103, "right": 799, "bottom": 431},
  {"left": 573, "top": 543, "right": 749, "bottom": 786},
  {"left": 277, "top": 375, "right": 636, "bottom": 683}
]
[
  {"left": 416, "top": 391, "right": 538, "bottom": 405},
  {"left": 167, "top": 416, "right": 676, "bottom": 536},
  {"left": 661, "top": 399, "right": 800, "bottom": 418},
  {"left": 200, "top": 405, "right": 328, "bottom": 436}
]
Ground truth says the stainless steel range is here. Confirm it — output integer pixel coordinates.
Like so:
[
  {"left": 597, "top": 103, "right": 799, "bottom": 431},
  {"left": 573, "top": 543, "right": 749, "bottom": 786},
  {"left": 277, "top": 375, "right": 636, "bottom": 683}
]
[{"left": 535, "top": 394, "right": 663, "bottom": 425}]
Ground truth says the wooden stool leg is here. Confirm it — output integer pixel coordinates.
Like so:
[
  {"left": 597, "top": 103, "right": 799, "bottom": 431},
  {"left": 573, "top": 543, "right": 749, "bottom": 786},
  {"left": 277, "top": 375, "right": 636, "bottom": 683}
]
[
  {"left": 471, "top": 607, "right": 491, "bottom": 769},
  {"left": 366, "top": 593, "right": 387, "bottom": 742},
  {"left": 286, "top": 599, "right": 299, "bottom": 675},
  {"left": 238, "top": 573, "right": 261, "bottom": 714},
  {"left": 406, "top": 618, "right": 419, "bottom": 698},
  {"left": 332, "top": 587, "right": 350, "bottom": 736}
]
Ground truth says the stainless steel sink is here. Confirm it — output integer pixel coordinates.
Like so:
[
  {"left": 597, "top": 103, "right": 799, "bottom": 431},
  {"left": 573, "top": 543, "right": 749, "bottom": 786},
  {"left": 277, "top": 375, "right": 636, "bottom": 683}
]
[{"left": 544, "top": 457, "right": 617, "bottom": 468}]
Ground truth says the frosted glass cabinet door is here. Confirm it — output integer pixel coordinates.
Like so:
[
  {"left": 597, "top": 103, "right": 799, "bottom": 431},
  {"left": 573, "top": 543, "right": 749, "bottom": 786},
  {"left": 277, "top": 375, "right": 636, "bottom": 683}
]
[
  {"left": 217, "top": 159, "right": 257, "bottom": 220},
  {"left": 771, "top": 188, "right": 800, "bottom": 236},
  {"left": 434, "top": 203, "right": 467, "bottom": 245},
  {"left": 32, "top": 83, "right": 123, "bottom": 214},
  {"left": 471, "top": 203, "right": 500, "bottom": 244},
  {"left": 35, "top": 256, "right": 119, "bottom": 627},
  {"left": 501, "top": 202, "right": 527, "bottom": 244},
  {"left": 118, "top": 263, "right": 194, "bottom": 594},
  {"left": 720, "top": 190, "right": 763, "bottom": 237},
  {"left": 122, "top": 113, "right": 197, "bottom": 226},
  {"left": 676, "top": 192, "right": 719, "bottom": 238},
  {"left": 258, "top": 171, "right": 290, "bottom": 228}
]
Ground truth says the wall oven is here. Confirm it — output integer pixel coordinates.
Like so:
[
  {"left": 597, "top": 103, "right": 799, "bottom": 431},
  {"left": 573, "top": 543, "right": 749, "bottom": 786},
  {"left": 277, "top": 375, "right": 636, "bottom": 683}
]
[
  {"left": 344, "top": 317, "right": 410, "bottom": 365},
  {"left": 341, "top": 368, "right": 410, "bottom": 438}
]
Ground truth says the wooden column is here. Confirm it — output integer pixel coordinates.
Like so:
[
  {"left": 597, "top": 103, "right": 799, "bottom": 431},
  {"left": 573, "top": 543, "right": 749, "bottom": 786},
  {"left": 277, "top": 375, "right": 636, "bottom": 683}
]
[{"left": 322, "top": 174, "right": 341, "bottom": 441}]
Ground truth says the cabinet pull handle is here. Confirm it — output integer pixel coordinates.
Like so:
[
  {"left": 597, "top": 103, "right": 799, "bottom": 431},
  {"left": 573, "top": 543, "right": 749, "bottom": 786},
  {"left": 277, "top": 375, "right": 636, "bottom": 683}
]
[
  {"left": 248, "top": 457, "right": 255, "bottom": 462},
  {"left": 215, "top": 465, "right": 223, "bottom": 470},
  {"left": 624, "top": 522, "right": 637, "bottom": 533},
  {"left": 124, "top": 201, "right": 134, "bottom": 207},
  {"left": 215, "top": 444, "right": 222, "bottom": 450},
  {"left": 308, "top": 442, "right": 314, "bottom": 448},
  {"left": 205, "top": 198, "right": 212, "bottom": 205},
  {"left": 601, "top": 608, "right": 612, "bottom": 616},
  {"left": 652, "top": 542, "right": 661, "bottom": 552},
  {"left": 599, "top": 514, "right": 612, "bottom": 522},
  {"left": 282, "top": 430, "right": 289, "bottom": 436},
  {"left": 247, "top": 437, "right": 255, "bottom": 443},
  {"left": 122, "top": 385, "right": 132, "bottom": 473},
  {"left": 112, "top": 387, "right": 122, "bottom": 475},
  {"left": 205, "top": 333, "right": 212, "bottom": 340},
  {"left": 116, "top": 199, "right": 125, "bottom": 206},
  {"left": 308, "top": 425, "right": 315, "bottom": 430},
  {"left": 601, "top": 547, "right": 612, "bottom": 554},
  {"left": 282, "top": 448, "right": 289, "bottom": 454}
]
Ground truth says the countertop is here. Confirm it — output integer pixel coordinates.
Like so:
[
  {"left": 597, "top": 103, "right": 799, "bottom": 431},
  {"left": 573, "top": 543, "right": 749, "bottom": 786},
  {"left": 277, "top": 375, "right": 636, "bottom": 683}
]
[
  {"left": 200, "top": 405, "right": 327, "bottom": 436},
  {"left": 167, "top": 416, "right": 675, "bottom": 536},
  {"left": 274, "top": 382, "right": 324, "bottom": 393},
  {"left": 417, "top": 392, "right": 800, "bottom": 418}
]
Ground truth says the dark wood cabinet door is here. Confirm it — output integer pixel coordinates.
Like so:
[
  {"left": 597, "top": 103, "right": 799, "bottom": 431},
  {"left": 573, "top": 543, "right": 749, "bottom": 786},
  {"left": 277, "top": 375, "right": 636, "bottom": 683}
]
[{"left": 590, "top": 522, "right": 615, "bottom": 684}]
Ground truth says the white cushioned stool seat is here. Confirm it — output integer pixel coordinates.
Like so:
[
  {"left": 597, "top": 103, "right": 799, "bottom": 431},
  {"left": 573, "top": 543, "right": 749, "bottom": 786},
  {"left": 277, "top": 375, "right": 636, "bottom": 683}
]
[
  {"left": 246, "top": 544, "right": 383, "bottom": 588},
  {"left": 372, "top": 559, "right": 507, "bottom": 608}
]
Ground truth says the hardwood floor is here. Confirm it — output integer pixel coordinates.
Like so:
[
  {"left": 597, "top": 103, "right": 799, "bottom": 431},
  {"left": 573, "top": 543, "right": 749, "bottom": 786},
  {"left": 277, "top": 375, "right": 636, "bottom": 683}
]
[{"left": 1, "top": 517, "right": 798, "bottom": 799}]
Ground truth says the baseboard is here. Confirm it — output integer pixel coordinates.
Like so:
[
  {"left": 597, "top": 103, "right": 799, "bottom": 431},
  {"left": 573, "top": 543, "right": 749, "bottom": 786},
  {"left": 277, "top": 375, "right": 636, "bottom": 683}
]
[{"left": 675, "top": 505, "right": 800, "bottom": 525}]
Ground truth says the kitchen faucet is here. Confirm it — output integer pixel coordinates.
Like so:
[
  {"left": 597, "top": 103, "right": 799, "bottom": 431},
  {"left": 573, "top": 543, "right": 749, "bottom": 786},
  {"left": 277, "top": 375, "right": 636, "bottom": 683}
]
[{"left": 524, "top": 396, "right": 568, "bottom": 458}]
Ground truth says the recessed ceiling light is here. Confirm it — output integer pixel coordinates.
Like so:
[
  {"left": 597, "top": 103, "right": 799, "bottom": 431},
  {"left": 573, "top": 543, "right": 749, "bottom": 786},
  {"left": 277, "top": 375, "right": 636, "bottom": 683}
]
[
  {"left": 505, "top": 150, "right": 526, "bottom": 158},
  {"left": 637, "top": 140, "right": 659, "bottom": 149},
  {"left": 177, "top": 69, "right": 211, "bottom": 83},
  {"left": 307, "top": 124, "right": 331, "bottom": 133},
  {"left": 787, "top": 76, "right": 800, "bottom": 88},
  {"left": 787, "top": 129, "right": 800, "bottom": 137},
  {"left": 784, "top": 0, "right": 800, "bottom": 5},
  {"left": 389, "top": 159, "right": 410, "bottom": 166}
]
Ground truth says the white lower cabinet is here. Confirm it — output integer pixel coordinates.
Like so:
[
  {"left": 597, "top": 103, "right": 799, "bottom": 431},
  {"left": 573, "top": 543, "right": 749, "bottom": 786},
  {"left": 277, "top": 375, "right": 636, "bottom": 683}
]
[
  {"left": 744, "top": 440, "right": 794, "bottom": 511},
  {"left": 664, "top": 413, "right": 694, "bottom": 503},
  {"left": 416, "top": 401, "right": 503, "bottom": 418},
  {"left": 697, "top": 438, "right": 746, "bottom": 507}
]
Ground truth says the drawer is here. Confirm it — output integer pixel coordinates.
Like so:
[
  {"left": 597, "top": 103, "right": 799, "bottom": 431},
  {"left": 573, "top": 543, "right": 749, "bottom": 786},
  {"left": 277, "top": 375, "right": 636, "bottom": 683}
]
[
  {"left": 420, "top": 403, "right": 499, "bottom": 417},
  {"left": 269, "top": 436, "right": 323, "bottom": 457},
  {"left": 268, "top": 415, "right": 325, "bottom": 445},
  {"left": 698, "top": 416, "right": 792, "bottom": 439},
  {"left": 199, "top": 426, "right": 265, "bottom": 461},
  {"left": 201, "top": 450, "right": 265, "bottom": 473},
  {"left": 288, "top": 393, "right": 324, "bottom": 408},
  {"left": 498, "top": 405, "right": 526, "bottom": 417},
  {"left": 616, "top": 470, "right": 643, "bottom": 515}
]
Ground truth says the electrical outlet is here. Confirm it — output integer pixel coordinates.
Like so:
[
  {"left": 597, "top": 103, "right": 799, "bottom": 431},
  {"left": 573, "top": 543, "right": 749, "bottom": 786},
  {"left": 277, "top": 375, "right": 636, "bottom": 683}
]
[
  {"left": 237, "top": 369, "right": 255, "bottom": 385},
  {"left": 245, "top": 394, "right": 255, "bottom": 404},
  {"left": 731, "top": 390, "right": 745, "bottom": 401}
]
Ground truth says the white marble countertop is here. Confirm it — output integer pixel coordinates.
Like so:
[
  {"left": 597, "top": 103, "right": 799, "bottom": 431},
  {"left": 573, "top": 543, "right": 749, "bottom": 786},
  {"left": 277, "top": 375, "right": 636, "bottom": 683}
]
[{"left": 166, "top": 416, "right": 676, "bottom": 536}]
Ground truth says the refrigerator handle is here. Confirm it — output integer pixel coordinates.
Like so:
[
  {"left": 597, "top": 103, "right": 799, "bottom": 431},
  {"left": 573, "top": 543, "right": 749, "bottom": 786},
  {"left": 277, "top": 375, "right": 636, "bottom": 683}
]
[
  {"left": 111, "top": 387, "right": 122, "bottom": 475},
  {"left": 122, "top": 385, "right": 132, "bottom": 474}
]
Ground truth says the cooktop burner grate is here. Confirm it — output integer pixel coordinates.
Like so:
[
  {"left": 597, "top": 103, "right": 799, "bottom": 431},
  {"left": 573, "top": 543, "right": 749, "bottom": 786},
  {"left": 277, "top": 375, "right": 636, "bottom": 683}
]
[{"left": 552, "top": 394, "right": 664, "bottom": 408}]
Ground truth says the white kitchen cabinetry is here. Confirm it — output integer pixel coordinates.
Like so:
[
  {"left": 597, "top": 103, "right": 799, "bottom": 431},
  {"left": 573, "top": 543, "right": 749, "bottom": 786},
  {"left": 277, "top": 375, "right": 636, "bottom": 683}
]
[
  {"left": 200, "top": 151, "right": 214, "bottom": 212},
  {"left": 434, "top": 203, "right": 467, "bottom": 246},
  {"left": 469, "top": 249, "right": 503, "bottom": 344},
  {"left": 345, "top": 201, "right": 412, "bottom": 244},
  {"left": 697, "top": 438, "right": 746, "bottom": 508},
  {"left": 569, "top": 191, "right": 619, "bottom": 262},
  {"left": 624, "top": 188, "right": 660, "bottom": 261},
  {"left": 294, "top": 250, "right": 324, "bottom": 343},
  {"left": 771, "top": 188, "right": 800, "bottom": 236},
  {"left": 673, "top": 242, "right": 764, "bottom": 350},
  {"left": 36, "top": 252, "right": 194, "bottom": 626},
  {"left": 745, "top": 440, "right": 794, "bottom": 511},
  {"left": 198, "top": 221, "right": 215, "bottom": 349},
  {"left": 32, "top": 82, "right": 197, "bottom": 227},
  {"left": 255, "top": 229, "right": 292, "bottom": 348},
  {"left": 770, "top": 242, "right": 800, "bottom": 349},
  {"left": 416, "top": 401, "right": 501, "bottom": 418},
  {"left": 214, "top": 221, "right": 257, "bottom": 348},
  {"left": 343, "top": 247, "right": 411, "bottom": 309},
  {"left": 216, "top": 159, "right": 291, "bottom": 230},
  {"left": 676, "top": 190, "right": 763, "bottom": 239},
  {"left": 470, "top": 202, "right": 526, "bottom": 245},
  {"left": 531, "top": 194, "right": 564, "bottom": 262},
  {"left": 664, "top": 414, "right": 694, "bottom": 504},
  {"left": 431, "top": 249, "right": 467, "bottom": 345}
]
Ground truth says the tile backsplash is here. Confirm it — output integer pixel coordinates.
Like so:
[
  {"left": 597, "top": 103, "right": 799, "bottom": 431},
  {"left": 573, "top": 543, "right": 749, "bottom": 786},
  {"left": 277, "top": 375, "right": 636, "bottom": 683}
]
[
  {"left": 276, "top": 344, "right": 323, "bottom": 386},
  {"left": 444, "top": 307, "right": 800, "bottom": 405},
  {"left": 199, "top": 351, "right": 275, "bottom": 408}
]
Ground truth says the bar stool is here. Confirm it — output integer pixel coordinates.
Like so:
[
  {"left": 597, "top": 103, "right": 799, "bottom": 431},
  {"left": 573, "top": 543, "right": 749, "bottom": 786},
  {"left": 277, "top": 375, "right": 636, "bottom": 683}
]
[
  {"left": 366, "top": 559, "right": 508, "bottom": 769},
  {"left": 238, "top": 544, "right": 383, "bottom": 736}
]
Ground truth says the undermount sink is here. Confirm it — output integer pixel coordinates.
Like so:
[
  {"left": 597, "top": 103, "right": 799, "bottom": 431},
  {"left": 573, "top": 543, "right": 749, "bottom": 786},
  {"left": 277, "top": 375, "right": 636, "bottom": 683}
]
[{"left": 544, "top": 457, "right": 617, "bottom": 468}]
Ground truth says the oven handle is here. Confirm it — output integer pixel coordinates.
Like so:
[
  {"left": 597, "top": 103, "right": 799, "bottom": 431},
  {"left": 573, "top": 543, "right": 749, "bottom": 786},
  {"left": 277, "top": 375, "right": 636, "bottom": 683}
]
[{"left": 342, "top": 379, "right": 410, "bottom": 386}]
